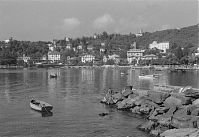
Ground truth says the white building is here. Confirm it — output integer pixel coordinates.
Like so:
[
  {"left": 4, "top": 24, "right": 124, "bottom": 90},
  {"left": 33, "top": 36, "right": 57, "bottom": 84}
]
[
  {"left": 17, "top": 54, "right": 30, "bottom": 63},
  {"left": 149, "top": 41, "right": 169, "bottom": 53},
  {"left": 141, "top": 54, "right": 158, "bottom": 60},
  {"left": 81, "top": 54, "right": 95, "bottom": 63},
  {"left": 48, "top": 51, "right": 61, "bottom": 62},
  {"left": 195, "top": 47, "right": 199, "bottom": 56},
  {"left": 127, "top": 49, "right": 145, "bottom": 64},
  {"left": 135, "top": 30, "right": 143, "bottom": 37}
]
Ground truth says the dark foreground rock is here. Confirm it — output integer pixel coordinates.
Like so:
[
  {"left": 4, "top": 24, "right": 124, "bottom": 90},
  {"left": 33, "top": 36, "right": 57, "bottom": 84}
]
[{"left": 101, "top": 86, "right": 199, "bottom": 137}]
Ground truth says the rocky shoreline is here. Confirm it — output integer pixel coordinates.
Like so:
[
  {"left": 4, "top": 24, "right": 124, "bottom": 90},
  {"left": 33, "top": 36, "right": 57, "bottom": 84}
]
[{"left": 101, "top": 86, "right": 199, "bottom": 137}]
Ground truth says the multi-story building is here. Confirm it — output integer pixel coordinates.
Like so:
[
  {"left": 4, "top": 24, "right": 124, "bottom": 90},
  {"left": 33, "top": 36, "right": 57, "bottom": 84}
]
[
  {"left": 81, "top": 54, "right": 95, "bottom": 63},
  {"left": 48, "top": 51, "right": 61, "bottom": 62},
  {"left": 141, "top": 54, "right": 158, "bottom": 60},
  {"left": 127, "top": 49, "right": 145, "bottom": 64},
  {"left": 149, "top": 41, "right": 169, "bottom": 53}
]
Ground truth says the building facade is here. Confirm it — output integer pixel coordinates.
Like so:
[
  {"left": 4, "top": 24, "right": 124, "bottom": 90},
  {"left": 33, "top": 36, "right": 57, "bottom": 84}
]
[
  {"left": 81, "top": 54, "right": 95, "bottom": 63},
  {"left": 48, "top": 51, "right": 61, "bottom": 62},
  {"left": 149, "top": 41, "right": 169, "bottom": 53},
  {"left": 127, "top": 49, "right": 145, "bottom": 64}
]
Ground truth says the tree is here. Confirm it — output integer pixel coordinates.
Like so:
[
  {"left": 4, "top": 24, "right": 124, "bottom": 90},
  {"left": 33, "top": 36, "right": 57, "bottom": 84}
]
[{"left": 174, "top": 46, "right": 183, "bottom": 61}]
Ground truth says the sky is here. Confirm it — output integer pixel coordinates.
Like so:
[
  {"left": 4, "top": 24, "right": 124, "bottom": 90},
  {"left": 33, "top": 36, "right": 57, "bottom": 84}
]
[{"left": 0, "top": 0, "right": 198, "bottom": 41}]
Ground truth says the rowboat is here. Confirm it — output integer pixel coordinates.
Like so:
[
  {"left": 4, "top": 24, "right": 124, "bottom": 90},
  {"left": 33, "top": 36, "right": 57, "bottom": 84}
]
[
  {"left": 30, "top": 99, "right": 53, "bottom": 112},
  {"left": 49, "top": 74, "right": 57, "bottom": 78}
]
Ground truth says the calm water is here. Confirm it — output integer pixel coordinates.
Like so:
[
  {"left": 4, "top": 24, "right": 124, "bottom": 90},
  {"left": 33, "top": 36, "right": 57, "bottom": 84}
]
[{"left": 0, "top": 68, "right": 198, "bottom": 137}]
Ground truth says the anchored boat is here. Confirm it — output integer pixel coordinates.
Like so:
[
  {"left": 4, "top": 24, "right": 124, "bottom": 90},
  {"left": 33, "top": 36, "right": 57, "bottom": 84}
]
[
  {"left": 30, "top": 99, "right": 53, "bottom": 112},
  {"left": 49, "top": 74, "right": 57, "bottom": 78}
]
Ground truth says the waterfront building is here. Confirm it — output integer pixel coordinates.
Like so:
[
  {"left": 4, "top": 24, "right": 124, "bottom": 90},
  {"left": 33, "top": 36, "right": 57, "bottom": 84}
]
[
  {"left": 149, "top": 41, "right": 169, "bottom": 53},
  {"left": 127, "top": 49, "right": 145, "bottom": 64},
  {"left": 17, "top": 54, "right": 30, "bottom": 63},
  {"left": 81, "top": 54, "right": 95, "bottom": 63},
  {"left": 195, "top": 47, "right": 199, "bottom": 56},
  {"left": 108, "top": 54, "right": 120, "bottom": 64},
  {"left": 87, "top": 45, "right": 94, "bottom": 51},
  {"left": 48, "top": 51, "right": 61, "bottom": 62},
  {"left": 141, "top": 54, "right": 158, "bottom": 60}
]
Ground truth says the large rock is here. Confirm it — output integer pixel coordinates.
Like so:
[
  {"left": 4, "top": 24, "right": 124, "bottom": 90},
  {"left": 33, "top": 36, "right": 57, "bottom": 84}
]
[
  {"left": 192, "top": 99, "right": 199, "bottom": 105},
  {"left": 160, "top": 128, "right": 199, "bottom": 137},
  {"left": 150, "top": 106, "right": 176, "bottom": 126},
  {"left": 171, "top": 93, "right": 192, "bottom": 105},
  {"left": 101, "top": 93, "right": 114, "bottom": 105},
  {"left": 148, "top": 91, "right": 170, "bottom": 104},
  {"left": 163, "top": 96, "right": 182, "bottom": 107},
  {"left": 183, "top": 88, "right": 199, "bottom": 98},
  {"left": 112, "top": 92, "right": 123, "bottom": 103},
  {"left": 117, "top": 97, "right": 137, "bottom": 109},
  {"left": 138, "top": 120, "right": 156, "bottom": 132},
  {"left": 172, "top": 108, "right": 194, "bottom": 128},
  {"left": 121, "top": 88, "right": 133, "bottom": 97}
]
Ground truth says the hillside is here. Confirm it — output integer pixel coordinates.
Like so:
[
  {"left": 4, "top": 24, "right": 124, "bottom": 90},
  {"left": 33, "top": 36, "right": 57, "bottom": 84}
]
[
  {"left": 134, "top": 24, "right": 198, "bottom": 49},
  {"left": 84, "top": 24, "right": 198, "bottom": 51}
]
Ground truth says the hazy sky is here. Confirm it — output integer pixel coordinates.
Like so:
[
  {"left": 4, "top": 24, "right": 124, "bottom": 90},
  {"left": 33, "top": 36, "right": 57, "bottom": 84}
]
[{"left": 0, "top": 0, "right": 198, "bottom": 41}]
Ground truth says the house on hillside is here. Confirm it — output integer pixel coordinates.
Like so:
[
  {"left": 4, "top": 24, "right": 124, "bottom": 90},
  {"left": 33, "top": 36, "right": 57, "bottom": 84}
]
[
  {"left": 66, "top": 43, "right": 72, "bottom": 50},
  {"left": 77, "top": 45, "right": 83, "bottom": 50},
  {"left": 149, "top": 41, "right": 169, "bottom": 53},
  {"left": 17, "top": 54, "right": 31, "bottom": 63},
  {"left": 135, "top": 30, "right": 143, "bottom": 37},
  {"left": 127, "top": 49, "right": 145, "bottom": 64},
  {"left": 81, "top": 54, "right": 95, "bottom": 63},
  {"left": 87, "top": 45, "right": 94, "bottom": 51},
  {"left": 48, "top": 51, "right": 61, "bottom": 62}
]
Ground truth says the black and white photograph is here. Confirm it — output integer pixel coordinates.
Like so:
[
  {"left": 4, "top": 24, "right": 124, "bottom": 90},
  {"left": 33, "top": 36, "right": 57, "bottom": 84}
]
[{"left": 0, "top": 0, "right": 198, "bottom": 136}]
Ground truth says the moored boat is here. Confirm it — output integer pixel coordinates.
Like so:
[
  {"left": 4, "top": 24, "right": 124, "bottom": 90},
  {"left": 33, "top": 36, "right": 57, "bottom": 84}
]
[
  {"left": 30, "top": 99, "right": 53, "bottom": 112},
  {"left": 49, "top": 74, "right": 57, "bottom": 78}
]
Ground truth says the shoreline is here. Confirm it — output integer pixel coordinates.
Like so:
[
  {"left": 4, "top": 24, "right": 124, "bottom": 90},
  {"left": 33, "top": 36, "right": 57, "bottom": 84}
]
[
  {"left": 101, "top": 86, "right": 199, "bottom": 137},
  {"left": 1, "top": 64, "right": 199, "bottom": 70}
]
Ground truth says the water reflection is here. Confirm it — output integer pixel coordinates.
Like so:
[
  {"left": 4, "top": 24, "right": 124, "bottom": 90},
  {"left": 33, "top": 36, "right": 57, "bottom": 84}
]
[{"left": 30, "top": 109, "right": 53, "bottom": 117}]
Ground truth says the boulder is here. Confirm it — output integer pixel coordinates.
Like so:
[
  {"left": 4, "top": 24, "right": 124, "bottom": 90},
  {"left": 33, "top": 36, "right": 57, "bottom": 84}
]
[
  {"left": 138, "top": 120, "right": 156, "bottom": 132},
  {"left": 117, "top": 98, "right": 137, "bottom": 109},
  {"left": 172, "top": 108, "right": 194, "bottom": 128},
  {"left": 160, "top": 128, "right": 199, "bottom": 137},
  {"left": 121, "top": 89, "right": 133, "bottom": 97},
  {"left": 163, "top": 96, "right": 182, "bottom": 107},
  {"left": 112, "top": 92, "right": 123, "bottom": 103},
  {"left": 139, "top": 104, "right": 151, "bottom": 115},
  {"left": 148, "top": 91, "right": 170, "bottom": 104},
  {"left": 192, "top": 99, "right": 199, "bottom": 105},
  {"left": 171, "top": 93, "right": 192, "bottom": 105},
  {"left": 183, "top": 88, "right": 199, "bottom": 98},
  {"left": 131, "top": 106, "right": 141, "bottom": 114}
]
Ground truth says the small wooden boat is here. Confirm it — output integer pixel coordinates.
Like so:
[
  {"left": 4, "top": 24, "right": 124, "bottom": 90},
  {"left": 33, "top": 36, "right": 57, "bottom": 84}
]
[
  {"left": 49, "top": 74, "right": 57, "bottom": 78},
  {"left": 30, "top": 99, "right": 53, "bottom": 112}
]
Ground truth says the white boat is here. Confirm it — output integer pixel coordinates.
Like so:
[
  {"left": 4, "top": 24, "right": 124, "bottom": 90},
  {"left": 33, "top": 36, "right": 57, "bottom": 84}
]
[
  {"left": 49, "top": 74, "right": 57, "bottom": 78},
  {"left": 139, "top": 75, "right": 154, "bottom": 79},
  {"left": 30, "top": 99, "right": 53, "bottom": 112}
]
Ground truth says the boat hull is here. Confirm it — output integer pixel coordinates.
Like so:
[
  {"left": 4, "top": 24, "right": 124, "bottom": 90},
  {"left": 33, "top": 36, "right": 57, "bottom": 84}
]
[{"left": 30, "top": 100, "right": 53, "bottom": 112}]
